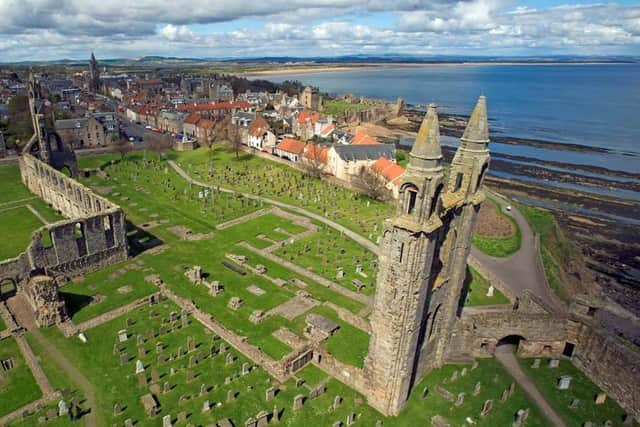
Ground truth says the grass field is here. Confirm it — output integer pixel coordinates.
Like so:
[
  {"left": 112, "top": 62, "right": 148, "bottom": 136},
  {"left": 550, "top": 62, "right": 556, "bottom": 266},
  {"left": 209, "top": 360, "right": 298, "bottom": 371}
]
[
  {"left": 323, "top": 100, "right": 373, "bottom": 116},
  {"left": 472, "top": 198, "right": 521, "bottom": 258},
  {"left": 0, "top": 164, "right": 63, "bottom": 260},
  {"left": 465, "top": 266, "right": 510, "bottom": 306},
  {"left": 519, "top": 358, "right": 637, "bottom": 427},
  {"left": 0, "top": 337, "right": 42, "bottom": 418}
]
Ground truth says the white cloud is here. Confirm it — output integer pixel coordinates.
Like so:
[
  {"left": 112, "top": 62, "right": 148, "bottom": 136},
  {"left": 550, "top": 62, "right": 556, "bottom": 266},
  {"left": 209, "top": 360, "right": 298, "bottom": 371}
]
[{"left": 0, "top": 1, "right": 638, "bottom": 61}]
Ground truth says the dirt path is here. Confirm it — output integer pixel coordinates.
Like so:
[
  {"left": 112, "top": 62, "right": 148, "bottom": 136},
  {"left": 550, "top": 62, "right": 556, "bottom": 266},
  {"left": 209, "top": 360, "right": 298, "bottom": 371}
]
[
  {"left": 495, "top": 345, "right": 568, "bottom": 427},
  {"left": 28, "top": 328, "right": 100, "bottom": 427}
]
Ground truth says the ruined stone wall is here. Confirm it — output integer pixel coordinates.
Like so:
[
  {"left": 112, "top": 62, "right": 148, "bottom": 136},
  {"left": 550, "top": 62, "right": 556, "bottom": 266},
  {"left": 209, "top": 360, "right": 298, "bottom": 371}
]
[
  {"left": 312, "top": 347, "right": 371, "bottom": 404},
  {"left": 448, "top": 305, "right": 568, "bottom": 359},
  {"left": 568, "top": 318, "right": 640, "bottom": 418},
  {"left": 0, "top": 154, "right": 128, "bottom": 285}
]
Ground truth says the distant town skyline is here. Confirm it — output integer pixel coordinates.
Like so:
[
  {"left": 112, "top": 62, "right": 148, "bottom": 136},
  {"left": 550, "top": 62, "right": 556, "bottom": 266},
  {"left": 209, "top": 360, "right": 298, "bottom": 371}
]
[{"left": 1, "top": 0, "right": 639, "bottom": 62}]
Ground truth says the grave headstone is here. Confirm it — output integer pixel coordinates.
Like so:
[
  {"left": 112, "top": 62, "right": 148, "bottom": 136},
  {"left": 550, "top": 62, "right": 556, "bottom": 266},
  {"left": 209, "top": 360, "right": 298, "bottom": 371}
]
[
  {"left": 256, "top": 410, "right": 269, "bottom": 427},
  {"left": 293, "top": 394, "right": 304, "bottom": 411},
  {"left": 124, "top": 419, "right": 134, "bottom": 427},
  {"left": 460, "top": 367, "right": 468, "bottom": 377},
  {"left": 548, "top": 359, "right": 560, "bottom": 368},
  {"left": 513, "top": 409, "right": 529, "bottom": 427},
  {"left": 346, "top": 413, "right": 356, "bottom": 425},
  {"left": 186, "top": 370, "right": 194, "bottom": 382},
  {"left": 421, "top": 387, "right": 429, "bottom": 399},
  {"left": 162, "top": 414, "right": 172, "bottom": 427},
  {"left": 58, "top": 400, "right": 68, "bottom": 417},
  {"left": 119, "top": 352, "right": 129, "bottom": 365},
  {"left": 531, "top": 359, "right": 541, "bottom": 368},
  {"left": 177, "top": 412, "right": 187, "bottom": 423},
  {"left": 455, "top": 393, "right": 466, "bottom": 407},
  {"left": 266, "top": 387, "right": 276, "bottom": 401},
  {"left": 273, "top": 405, "right": 280, "bottom": 423},
  {"left": 473, "top": 382, "right": 482, "bottom": 396},
  {"left": 138, "top": 372, "right": 148, "bottom": 387},
  {"left": 557, "top": 375, "right": 572, "bottom": 390},
  {"left": 333, "top": 395, "right": 342, "bottom": 409},
  {"left": 202, "top": 400, "right": 210, "bottom": 412},
  {"left": 163, "top": 382, "right": 171, "bottom": 394},
  {"left": 113, "top": 403, "right": 122, "bottom": 416},
  {"left": 450, "top": 370, "right": 459, "bottom": 382},
  {"left": 200, "top": 383, "right": 207, "bottom": 396},
  {"left": 595, "top": 392, "right": 607, "bottom": 405},
  {"left": 481, "top": 399, "right": 493, "bottom": 417},
  {"left": 245, "top": 418, "right": 257, "bottom": 427},
  {"left": 135, "top": 360, "right": 145, "bottom": 374},
  {"left": 227, "top": 389, "right": 236, "bottom": 402},
  {"left": 118, "top": 330, "right": 128, "bottom": 342},
  {"left": 242, "top": 362, "right": 250, "bottom": 375}
]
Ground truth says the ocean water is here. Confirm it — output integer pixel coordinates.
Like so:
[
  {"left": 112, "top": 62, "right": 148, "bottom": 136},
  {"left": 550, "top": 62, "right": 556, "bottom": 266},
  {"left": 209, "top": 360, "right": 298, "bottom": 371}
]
[{"left": 255, "top": 64, "right": 640, "bottom": 172}]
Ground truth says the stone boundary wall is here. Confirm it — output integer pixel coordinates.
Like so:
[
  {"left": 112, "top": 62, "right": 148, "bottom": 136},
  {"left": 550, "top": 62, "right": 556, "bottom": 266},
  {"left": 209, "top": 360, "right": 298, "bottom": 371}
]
[
  {"left": 323, "top": 302, "right": 370, "bottom": 333},
  {"left": 568, "top": 318, "right": 640, "bottom": 419},
  {"left": 468, "top": 254, "right": 517, "bottom": 303},
  {"left": 0, "top": 154, "right": 128, "bottom": 286},
  {"left": 312, "top": 347, "right": 371, "bottom": 403}
]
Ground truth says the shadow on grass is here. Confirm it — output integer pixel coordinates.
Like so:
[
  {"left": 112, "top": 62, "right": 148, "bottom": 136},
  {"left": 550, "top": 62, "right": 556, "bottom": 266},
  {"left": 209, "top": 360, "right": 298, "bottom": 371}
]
[
  {"left": 60, "top": 292, "right": 94, "bottom": 318},
  {"left": 126, "top": 221, "right": 164, "bottom": 257}
]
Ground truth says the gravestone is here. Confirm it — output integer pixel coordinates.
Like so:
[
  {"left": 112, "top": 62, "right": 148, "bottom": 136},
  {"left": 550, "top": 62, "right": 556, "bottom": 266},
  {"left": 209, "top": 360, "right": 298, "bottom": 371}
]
[
  {"left": 594, "top": 392, "right": 607, "bottom": 405},
  {"left": 481, "top": 399, "right": 493, "bottom": 417},
  {"left": 435, "top": 386, "right": 455, "bottom": 402},
  {"left": 471, "top": 360, "right": 478, "bottom": 370},
  {"left": 604, "top": 420, "right": 613, "bottom": 427},
  {"left": 138, "top": 346, "right": 147, "bottom": 358},
  {"left": 242, "top": 362, "right": 250, "bottom": 375},
  {"left": 508, "top": 382, "right": 516, "bottom": 398},
  {"left": 58, "top": 400, "right": 68, "bottom": 417},
  {"left": 163, "top": 382, "right": 171, "bottom": 394},
  {"left": 296, "top": 378, "right": 305, "bottom": 388},
  {"left": 200, "top": 383, "right": 207, "bottom": 396},
  {"left": 293, "top": 394, "right": 304, "bottom": 410},
  {"left": 170, "top": 368, "right": 176, "bottom": 376},
  {"left": 156, "top": 342, "right": 163, "bottom": 353},
  {"left": 501, "top": 389, "right": 509, "bottom": 402},
  {"left": 473, "top": 382, "right": 482, "bottom": 396},
  {"left": 346, "top": 413, "right": 356, "bottom": 425},
  {"left": 137, "top": 335, "right": 145, "bottom": 346},
  {"left": 455, "top": 393, "right": 465, "bottom": 407},
  {"left": 189, "top": 356, "right": 195, "bottom": 368},
  {"left": 220, "top": 343, "right": 227, "bottom": 353},
  {"left": 513, "top": 409, "right": 529, "bottom": 427},
  {"left": 151, "top": 369, "right": 160, "bottom": 383},
  {"left": 486, "top": 285, "right": 494, "bottom": 297},
  {"left": 273, "top": 405, "right": 280, "bottom": 423},
  {"left": 138, "top": 372, "right": 148, "bottom": 387},
  {"left": 118, "top": 330, "right": 128, "bottom": 342},
  {"left": 421, "top": 387, "right": 429, "bottom": 399},
  {"left": 135, "top": 360, "right": 145, "bottom": 374},
  {"left": 124, "top": 419, "right": 134, "bottom": 427},
  {"left": 202, "top": 400, "right": 210, "bottom": 412},
  {"left": 187, "top": 336, "right": 196, "bottom": 352},
  {"left": 226, "top": 353, "right": 234, "bottom": 365},
  {"left": 333, "top": 395, "right": 342, "bottom": 409},
  {"left": 177, "top": 412, "right": 187, "bottom": 423},
  {"left": 245, "top": 418, "right": 257, "bottom": 427},
  {"left": 557, "top": 375, "right": 572, "bottom": 390},
  {"left": 227, "top": 389, "right": 236, "bottom": 402},
  {"left": 113, "top": 403, "right": 122, "bottom": 416},
  {"left": 119, "top": 352, "right": 129, "bottom": 365},
  {"left": 450, "top": 370, "right": 459, "bottom": 382},
  {"left": 186, "top": 370, "right": 194, "bottom": 382},
  {"left": 531, "top": 359, "right": 541, "bottom": 368},
  {"left": 266, "top": 387, "right": 276, "bottom": 401},
  {"left": 460, "top": 367, "right": 467, "bottom": 377},
  {"left": 548, "top": 359, "right": 560, "bottom": 368},
  {"left": 162, "top": 414, "right": 172, "bottom": 427},
  {"left": 256, "top": 410, "right": 269, "bottom": 427}
]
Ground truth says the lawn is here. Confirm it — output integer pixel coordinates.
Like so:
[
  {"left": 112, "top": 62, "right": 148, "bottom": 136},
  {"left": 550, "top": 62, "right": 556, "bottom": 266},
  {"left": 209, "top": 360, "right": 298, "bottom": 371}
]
[
  {"left": 274, "top": 223, "right": 378, "bottom": 295},
  {"left": 519, "top": 358, "right": 637, "bottom": 427},
  {"left": 465, "top": 266, "right": 510, "bottom": 306},
  {"left": 0, "top": 164, "right": 63, "bottom": 260},
  {"left": 0, "top": 337, "right": 43, "bottom": 418},
  {"left": 472, "top": 198, "right": 521, "bottom": 257},
  {"left": 323, "top": 99, "right": 373, "bottom": 116},
  {"left": 222, "top": 212, "right": 307, "bottom": 250},
  {"left": 173, "top": 147, "right": 393, "bottom": 241},
  {"left": 60, "top": 259, "right": 158, "bottom": 324}
]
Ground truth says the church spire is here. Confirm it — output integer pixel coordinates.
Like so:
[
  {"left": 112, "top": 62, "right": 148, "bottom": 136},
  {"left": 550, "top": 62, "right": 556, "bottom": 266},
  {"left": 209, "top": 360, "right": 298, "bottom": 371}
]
[
  {"left": 407, "top": 103, "right": 442, "bottom": 171},
  {"left": 461, "top": 95, "right": 489, "bottom": 144}
]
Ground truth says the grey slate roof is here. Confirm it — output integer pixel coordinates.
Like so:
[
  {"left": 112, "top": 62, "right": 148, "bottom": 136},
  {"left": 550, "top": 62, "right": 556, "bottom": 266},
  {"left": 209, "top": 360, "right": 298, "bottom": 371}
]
[
  {"left": 55, "top": 118, "right": 88, "bottom": 130},
  {"left": 333, "top": 143, "right": 395, "bottom": 162}
]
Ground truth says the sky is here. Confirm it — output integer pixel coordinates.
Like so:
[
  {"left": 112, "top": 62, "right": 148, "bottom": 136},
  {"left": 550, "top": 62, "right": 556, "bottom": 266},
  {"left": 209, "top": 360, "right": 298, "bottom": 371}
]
[{"left": 0, "top": 0, "right": 639, "bottom": 61}]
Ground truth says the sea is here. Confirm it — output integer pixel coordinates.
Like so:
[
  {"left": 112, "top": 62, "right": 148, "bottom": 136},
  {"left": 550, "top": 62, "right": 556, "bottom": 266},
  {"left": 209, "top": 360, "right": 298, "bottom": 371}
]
[
  {"left": 251, "top": 64, "right": 640, "bottom": 219},
  {"left": 253, "top": 64, "right": 640, "bottom": 174}
]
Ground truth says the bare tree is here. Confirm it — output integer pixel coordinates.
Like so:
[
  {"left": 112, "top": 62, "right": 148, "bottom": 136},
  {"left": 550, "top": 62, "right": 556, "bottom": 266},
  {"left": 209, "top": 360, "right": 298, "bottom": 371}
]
[
  {"left": 223, "top": 120, "right": 243, "bottom": 159},
  {"left": 111, "top": 135, "right": 132, "bottom": 160},
  {"left": 145, "top": 132, "right": 172, "bottom": 156},
  {"left": 301, "top": 144, "right": 325, "bottom": 178},
  {"left": 354, "top": 165, "right": 390, "bottom": 201}
]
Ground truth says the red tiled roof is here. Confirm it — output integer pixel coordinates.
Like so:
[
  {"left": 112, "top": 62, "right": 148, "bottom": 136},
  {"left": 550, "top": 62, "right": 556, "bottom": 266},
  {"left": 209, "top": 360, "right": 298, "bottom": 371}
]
[
  {"left": 297, "top": 111, "right": 319, "bottom": 125},
  {"left": 320, "top": 123, "right": 335, "bottom": 138},
  {"left": 352, "top": 129, "right": 379, "bottom": 145},
  {"left": 372, "top": 157, "right": 405, "bottom": 185},
  {"left": 249, "top": 115, "right": 269, "bottom": 137},
  {"left": 178, "top": 101, "right": 250, "bottom": 113},
  {"left": 303, "top": 144, "right": 329, "bottom": 164},
  {"left": 276, "top": 138, "right": 306, "bottom": 155},
  {"left": 184, "top": 113, "right": 201, "bottom": 125},
  {"left": 138, "top": 78, "right": 162, "bottom": 85}
]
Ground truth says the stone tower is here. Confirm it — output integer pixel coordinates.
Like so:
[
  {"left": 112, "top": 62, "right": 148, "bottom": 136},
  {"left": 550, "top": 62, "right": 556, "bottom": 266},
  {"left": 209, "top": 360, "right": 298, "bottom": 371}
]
[
  {"left": 89, "top": 52, "right": 100, "bottom": 93},
  {"left": 364, "top": 97, "right": 490, "bottom": 416}
]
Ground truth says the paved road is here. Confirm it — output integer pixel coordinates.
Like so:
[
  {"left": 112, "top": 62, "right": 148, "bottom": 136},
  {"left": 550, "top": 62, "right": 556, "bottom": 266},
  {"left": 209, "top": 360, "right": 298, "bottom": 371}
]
[
  {"left": 471, "top": 192, "right": 564, "bottom": 312},
  {"left": 495, "top": 345, "right": 568, "bottom": 427}
]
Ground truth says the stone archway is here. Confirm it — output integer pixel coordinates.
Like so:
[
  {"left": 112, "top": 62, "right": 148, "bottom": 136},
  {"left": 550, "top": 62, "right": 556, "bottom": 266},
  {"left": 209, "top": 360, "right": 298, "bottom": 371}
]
[{"left": 497, "top": 334, "right": 526, "bottom": 352}]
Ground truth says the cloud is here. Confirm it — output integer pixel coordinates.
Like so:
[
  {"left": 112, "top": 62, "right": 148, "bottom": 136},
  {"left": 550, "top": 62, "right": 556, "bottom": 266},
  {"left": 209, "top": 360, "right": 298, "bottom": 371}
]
[{"left": 0, "top": 0, "right": 638, "bottom": 61}]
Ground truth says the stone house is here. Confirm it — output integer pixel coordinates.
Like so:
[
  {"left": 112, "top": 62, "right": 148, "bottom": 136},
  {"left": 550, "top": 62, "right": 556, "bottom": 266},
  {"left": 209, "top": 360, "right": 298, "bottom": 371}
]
[
  {"left": 273, "top": 138, "right": 306, "bottom": 162},
  {"left": 300, "top": 86, "right": 323, "bottom": 111},
  {"left": 326, "top": 143, "right": 395, "bottom": 181},
  {"left": 182, "top": 113, "right": 201, "bottom": 139},
  {"left": 247, "top": 115, "right": 276, "bottom": 151},
  {"left": 293, "top": 111, "right": 320, "bottom": 141},
  {"left": 195, "top": 119, "right": 216, "bottom": 145},
  {"left": 159, "top": 110, "right": 186, "bottom": 135},
  {"left": 55, "top": 115, "right": 110, "bottom": 148},
  {"left": 209, "top": 82, "right": 234, "bottom": 101},
  {"left": 302, "top": 143, "right": 329, "bottom": 173}
]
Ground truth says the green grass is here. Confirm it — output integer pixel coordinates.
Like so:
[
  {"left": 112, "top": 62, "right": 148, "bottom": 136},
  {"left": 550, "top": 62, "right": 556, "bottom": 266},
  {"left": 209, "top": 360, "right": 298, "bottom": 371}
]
[
  {"left": 274, "top": 223, "right": 378, "bottom": 295},
  {"left": 519, "top": 358, "right": 637, "bottom": 427},
  {"left": 77, "top": 153, "right": 121, "bottom": 170},
  {"left": 0, "top": 164, "right": 63, "bottom": 260},
  {"left": 222, "top": 212, "right": 307, "bottom": 250},
  {"left": 0, "top": 337, "right": 43, "bottom": 417},
  {"left": 173, "top": 147, "right": 392, "bottom": 241},
  {"left": 465, "top": 266, "right": 510, "bottom": 306},
  {"left": 291, "top": 305, "right": 370, "bottom": 368},
  {"left": 472, "top": 198, "right": 521, "bottom": 257},
  {"left": 60, "top": 260, "right": 158, "bottom": 324},
  {"left": 323, "top": 100, "right": 373, "bottom": 116},
  {"left": 295, "top": 364, "right": 329, "bottom": 388}
]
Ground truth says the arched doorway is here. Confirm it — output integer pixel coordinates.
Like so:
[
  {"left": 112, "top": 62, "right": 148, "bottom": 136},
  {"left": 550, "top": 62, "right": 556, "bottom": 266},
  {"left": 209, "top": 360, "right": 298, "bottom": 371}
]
[
  {"left": 0, "top": 278, "right": 17, "bottom": 300},
  {"left": 497, "top": 335, "right": 526, "bottom": 352}
]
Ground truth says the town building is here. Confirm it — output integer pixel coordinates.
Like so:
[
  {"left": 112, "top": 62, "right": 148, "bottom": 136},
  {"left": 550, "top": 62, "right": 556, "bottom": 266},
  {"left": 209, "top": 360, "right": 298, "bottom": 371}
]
[
  {"left": 247, "top": 115, "right": 276, "bottom": 151},
  {"left": 273, "top": 138, "right": 306, "bottom": 162},
  {"left": 300, "top": 86, "right": 323, "bottom": 111},
  {"left": 55, "top": 114, "right": 112, "bottom": 148},
  {"left": 326, "top": 144, "right": 395, "bottom": 181}
]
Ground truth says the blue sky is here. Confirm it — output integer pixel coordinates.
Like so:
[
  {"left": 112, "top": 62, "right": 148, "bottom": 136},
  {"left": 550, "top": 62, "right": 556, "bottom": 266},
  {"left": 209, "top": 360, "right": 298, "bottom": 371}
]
[{"left": 0, "top": 0, "right": 638, "bottom": 61}]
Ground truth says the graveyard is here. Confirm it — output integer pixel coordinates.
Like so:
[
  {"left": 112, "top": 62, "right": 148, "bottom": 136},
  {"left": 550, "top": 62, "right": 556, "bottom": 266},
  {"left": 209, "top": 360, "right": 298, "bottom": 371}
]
[{"left": 0, "top": 146, "right": 636, "bottom": 427}]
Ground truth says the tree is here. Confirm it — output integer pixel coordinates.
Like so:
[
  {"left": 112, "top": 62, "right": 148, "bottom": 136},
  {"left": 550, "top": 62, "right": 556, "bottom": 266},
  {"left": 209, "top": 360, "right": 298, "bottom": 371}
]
[
  {"left": 301, "top": 144, "right": 325, "bottom": 179},
  {"left": 145, "top": 132, "right": 172, "bottom": 156},
  {"left": 227, "top": 122, "right": 243, "bottom": 159},
  {"left": 354, "top": 165, "right": 391, "bottom": 201},
  {"left": 111, "top": 136, "right": 132, "bottom": 160}
]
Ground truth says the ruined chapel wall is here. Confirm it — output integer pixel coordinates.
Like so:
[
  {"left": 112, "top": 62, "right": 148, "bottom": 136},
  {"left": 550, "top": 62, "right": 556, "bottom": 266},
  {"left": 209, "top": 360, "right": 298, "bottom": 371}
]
[{"left": 569, "top": 319, "right": 640, "bottom": 418}]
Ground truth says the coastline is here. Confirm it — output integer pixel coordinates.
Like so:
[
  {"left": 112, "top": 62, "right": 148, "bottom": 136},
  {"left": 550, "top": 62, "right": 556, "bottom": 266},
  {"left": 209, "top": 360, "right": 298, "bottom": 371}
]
[{"left": 240, "top": 61, "right": 632, "bottom": 77}]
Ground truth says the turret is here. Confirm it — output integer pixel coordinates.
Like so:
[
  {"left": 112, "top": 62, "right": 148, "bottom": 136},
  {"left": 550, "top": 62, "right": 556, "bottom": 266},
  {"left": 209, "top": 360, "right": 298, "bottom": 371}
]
[{"left": 397, "top": 103, "right": 445, "bottom": 223}]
